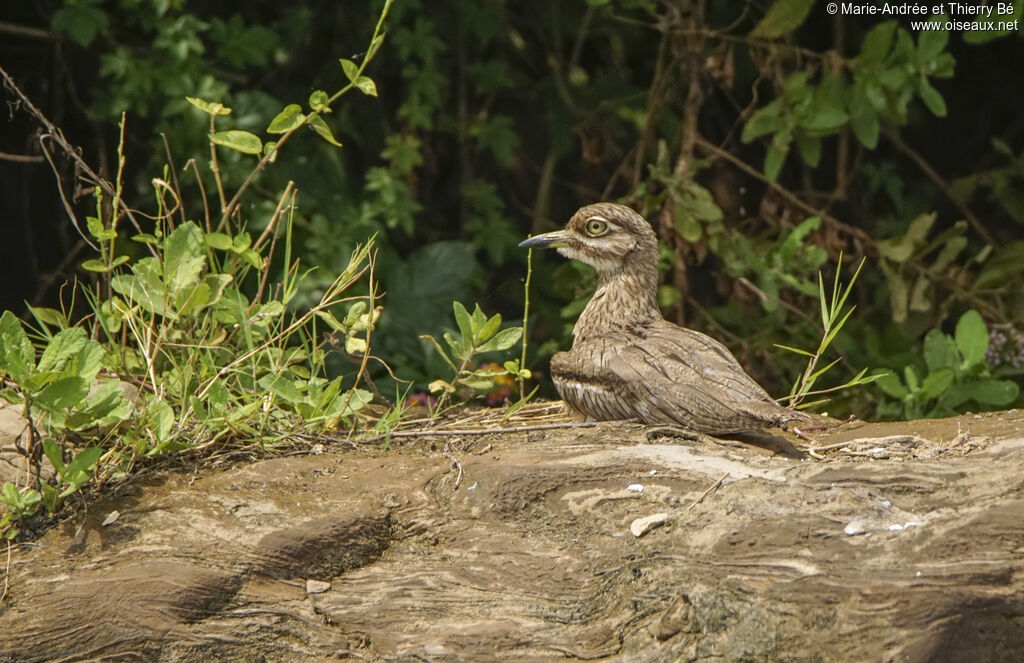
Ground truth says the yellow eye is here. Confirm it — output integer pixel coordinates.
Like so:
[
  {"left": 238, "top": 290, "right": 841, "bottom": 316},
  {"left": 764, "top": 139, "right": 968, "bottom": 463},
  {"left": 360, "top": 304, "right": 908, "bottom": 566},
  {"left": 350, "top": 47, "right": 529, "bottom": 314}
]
[{"left": 585, "top": 218, "right": 608, "bottom": 236}]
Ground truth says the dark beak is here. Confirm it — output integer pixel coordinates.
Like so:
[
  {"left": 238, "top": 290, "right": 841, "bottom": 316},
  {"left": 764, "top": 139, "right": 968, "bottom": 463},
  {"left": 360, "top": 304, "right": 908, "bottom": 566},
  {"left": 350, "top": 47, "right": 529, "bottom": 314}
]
[{"left": 518, "top": 229, "right": 571, "bottom": 249}]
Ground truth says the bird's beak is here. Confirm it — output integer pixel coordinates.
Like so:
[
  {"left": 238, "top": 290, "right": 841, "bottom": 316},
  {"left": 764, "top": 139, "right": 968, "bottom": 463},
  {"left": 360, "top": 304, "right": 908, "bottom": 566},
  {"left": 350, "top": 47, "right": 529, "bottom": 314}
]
[{"left": 518, "top": 229, "right": 571, "bottom": 249}]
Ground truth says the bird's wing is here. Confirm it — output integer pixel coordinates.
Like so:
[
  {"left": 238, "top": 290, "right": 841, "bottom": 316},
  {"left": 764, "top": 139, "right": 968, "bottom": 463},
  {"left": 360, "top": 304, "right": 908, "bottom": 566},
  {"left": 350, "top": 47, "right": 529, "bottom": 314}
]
[{"left": 599, "top": 324, "right": 790, "bottom": 432}]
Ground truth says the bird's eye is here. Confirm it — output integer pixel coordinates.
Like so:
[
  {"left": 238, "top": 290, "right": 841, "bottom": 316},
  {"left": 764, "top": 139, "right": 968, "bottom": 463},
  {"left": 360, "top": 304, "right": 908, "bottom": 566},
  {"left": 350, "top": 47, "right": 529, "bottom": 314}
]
[{"left": 585, "top": 218, "right": 608, "bottom": 236}]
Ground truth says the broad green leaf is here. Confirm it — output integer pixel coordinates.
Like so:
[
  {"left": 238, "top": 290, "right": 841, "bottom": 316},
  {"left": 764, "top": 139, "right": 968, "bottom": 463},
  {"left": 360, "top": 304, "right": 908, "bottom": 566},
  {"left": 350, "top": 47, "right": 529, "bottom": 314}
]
[
  {"left": 267, "top": 104, "right": 305, "bottom": 134},
  {"left": 919, "top": 368, "right": 953, "bottom": 400},
  {"left": 315, "top": 310, "right": 347, "bottom": 332},
  {"left": 209, "top": 130, "right": 263, "bottom": 155},
  {"left": 877, "top": 213, "right": 936, "bottom": 263},
  {"left": 903, "top": 365, "right": 920, "bottom": 392},
  {"left": 354, "top": 75, "right": 378, "bottom": 97},
  {"left": 477, "top": 313, "right": 502, "bottom": 344},
  {"left": 36, "top": 328, "right": 87, "bottom": 374},
  {"left": 477, "top": 326, "right": 523, "bottom": 353},
  {"left": 741, "top": 99, "right": 785, "bottom": 142},
  {"left": 918, "top": 78, "right": 947, "bottom": 117},
  {"left": 64, "top": 446, "right": 102, "bottom": 478},
  {"left": 916, "top": 15, "right": 949, "bottom": 60},
  {"left": 186, "top": 96, "right": 231, "bottom": 116},
  {"left": 764, "top": 142, "right": 787, "bottom": 181},
  {"left": 802, "top": 106, "right": 847, "bottom": 133},
  {"left": 0, "top": 310, "right": 34, "bottom": 383},
  {"left": 944, "top": 378, "right": 1019, "bottom": 408},
  {"left": 308, "top": 90, "right": 330, "bottom": 112},
  {"left": 340, "top": 58, "right": 359, "bottom": 81},
  {"left": 259, "top": 374, "right": 303, "bottom": 404},
  {"left": 453, "top": 302, "right": 474, "bottom": 344},
  {"left": 859, "top": 21, "right": 897, "bottom": 66},
  {"left": 307, "top": 114, "right": 342, "bottom": 147},
  {"left": 86, "top": 215, "right": 116, "bottom": 241},
  {"left": 923, "top": 328, "right": 958, "bottom": 372},
  {"left": 81, "top": 255, "right": 129, "bottom": 273},
  {"left": 795, "top": 132, "right": 821, "bottom": 167},
  {"left": 850, "top": 113, "right": 880, "bottom": 149},
  {"left": 34, "top": 376, "right": 89, "bottom": 414},
  {"left": 955, "top": 309, "right": 988, "bottom": 367},
  {"left": 345, "top": 336, "right": 368, "bottom": 355},
  {"left": 43, "top": 438, "right": 65, "bottom": 474},
  {"left": 163, "top": 222, "right": 207, "bottom": 304},
  {"left": 674, "top": 207, "right": 702, "bottom": 243},
  {"left": 750, "top": 0, "right": 815, "bottom": 38},
  {"left": 204, "top": 232, "right": 233, "bottom": 250}
]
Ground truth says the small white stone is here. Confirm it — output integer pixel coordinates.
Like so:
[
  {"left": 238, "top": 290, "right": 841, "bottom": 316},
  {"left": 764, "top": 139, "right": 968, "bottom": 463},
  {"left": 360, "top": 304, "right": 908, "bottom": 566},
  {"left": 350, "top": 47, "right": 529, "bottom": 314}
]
[
  {"left": 844, "top": 521, "right": 866, "bottom": 536},
  {"left": 888, "top": 523, "right": 904, "bottom": 531},
  {"left": 630, "top": 513, "right": 668, "bottom": 538},
  {"left": 627, "top": 484, "right": 644, "bottom": 493},
  {"left": 100, "top": 511, "right": 120, "bottom": 527},
  {"left": 306, "top": 579, "right": 331, "bottom": 594},
  {"left": 649, "top": 470, "right": 657, "bottom": 475}
]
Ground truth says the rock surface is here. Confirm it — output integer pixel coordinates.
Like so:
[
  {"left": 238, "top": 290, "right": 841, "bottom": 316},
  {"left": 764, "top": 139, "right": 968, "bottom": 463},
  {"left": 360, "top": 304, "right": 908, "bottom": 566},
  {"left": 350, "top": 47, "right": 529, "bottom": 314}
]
[{"left": 1, "top": 409, "right": 1023, "bottom": 662}]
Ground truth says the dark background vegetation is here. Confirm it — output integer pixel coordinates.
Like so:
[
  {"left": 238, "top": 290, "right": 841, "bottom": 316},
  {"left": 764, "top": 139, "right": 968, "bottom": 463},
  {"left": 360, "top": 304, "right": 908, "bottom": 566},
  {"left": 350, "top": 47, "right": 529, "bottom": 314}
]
[{"left": 2, "top": 0, "right": 1024, "bottom": 419}]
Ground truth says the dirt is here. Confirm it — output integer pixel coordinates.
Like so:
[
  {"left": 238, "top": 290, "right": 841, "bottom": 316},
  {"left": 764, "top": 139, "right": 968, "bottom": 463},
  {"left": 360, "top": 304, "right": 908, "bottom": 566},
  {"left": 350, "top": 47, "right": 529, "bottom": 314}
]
[{"left": 1, "top": 406, "right": 1023, "bottom": 662}]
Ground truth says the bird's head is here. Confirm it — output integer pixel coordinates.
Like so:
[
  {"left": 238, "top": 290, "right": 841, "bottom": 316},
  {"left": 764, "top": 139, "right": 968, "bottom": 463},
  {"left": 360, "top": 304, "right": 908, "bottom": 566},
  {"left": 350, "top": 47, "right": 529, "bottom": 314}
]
[{"left": 519, "top": 203, "right": 658, "bottom": 277}]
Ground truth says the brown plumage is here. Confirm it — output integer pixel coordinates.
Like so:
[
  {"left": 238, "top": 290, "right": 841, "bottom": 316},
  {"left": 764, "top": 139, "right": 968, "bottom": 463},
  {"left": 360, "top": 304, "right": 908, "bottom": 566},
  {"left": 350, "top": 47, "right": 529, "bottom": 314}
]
[{"left": 519, "top": 202, "right": 808, "bottom": 435}]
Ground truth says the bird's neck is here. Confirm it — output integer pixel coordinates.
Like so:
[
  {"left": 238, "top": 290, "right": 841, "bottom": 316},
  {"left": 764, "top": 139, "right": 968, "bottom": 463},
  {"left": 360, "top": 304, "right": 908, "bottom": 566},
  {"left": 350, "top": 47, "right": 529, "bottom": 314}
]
[{"left": 573, "top": 254, "right": 660, "bottom": 341}]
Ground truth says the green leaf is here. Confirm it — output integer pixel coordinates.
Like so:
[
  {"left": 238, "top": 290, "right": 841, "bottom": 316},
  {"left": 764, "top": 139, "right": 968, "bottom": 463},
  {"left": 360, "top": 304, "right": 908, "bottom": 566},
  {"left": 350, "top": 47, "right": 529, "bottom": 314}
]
[
  {"left": 43, "top": 438, "right": 65, "bottom": 474},
  {"left": 874, "top": 371, "right": 907, "bottom": 398},
  {"left": 308, "top": 90, "right": 330, "bottom": 112},
  {"left": 307, "top": 114, "right": 342, "bottom": 147},
  {"left": 750, "top": 0, "right": 815, "bottom": 38},
  {"left": 802, "top": 106, "right": 848, "bottom": 133},
  {"left": 955, "top": 309, "right": 988, "bottom": 367},
  {"left": 918, "top": 78, "right": 947, "bottom": 117},
  {"left": 859, "top": 22, "right": 897, "bottom": 66},
  {"left": 204, "top": 232, "right": 233, "bottom": 250},
  {"left": 186, "top": 96, "right": 231, "bottom": 116},
  {"left": 923, "top": 328, "right": 958, "bottom": 372},
  {"left": 163, "top": 222, "right": 207, "bottom": 304},
  {"left": 51, "top": 3, "right": 108, "bottom": 47},
  {"left": 764, "top": 141, "right": 787, "bottom": 181},
  {"left": 355, "top": 76, "right": 378, "bottom": 97},
  {"left": 850, "top": 113, "right": 880, "bottom": 149},
  {"left": 919, "top": 368, "right": 953, "bottom": 400},
  {"left": 917, "top": 15, "right": 949, "bottom": 60},
  {"left": 945, "top": 378, "right": 1019, "bottom": 407},
  {"left": 741, "top": 99, "right": 785, "bottom": 142},
  {"left": 37, "top": 327, "right": 87, "bottom": 374},
  {"left": 477, "top": 313, "right": 502, "bottom": 344},
  {"left": 877, "top": 212, "right": 936, "bottom": 263},
  {"left": 81, "top": 256, "right": 128, "bottom": 273},
  {"left": 34, "top": 377, "right": 89, "bottom": 414},
  {"left": 453, "top": 301, "right": 474, "bottom": 343},
  {"left": 259, "top": 374, "right": 303, "bottom": 404},
  {"left": 64, "top": 446, "right": 102, "bottom": 479},
  {"left": 267, "top": 104, "right": 305, "bottom": 134},
  {"left": 794, "top": 132, "right": 821, "bottom": 167},
  {"left": 340, "top": 58, "right": 359, "bottom": 81},
  {"left": 0, "top": 310, "right": 35, "bottom": 383},
  {"left": 477, "top": 326, "right": 523, "bottom": 353},
  {"left": 315, "top": 310, "right": 347, "bottom": 332},
  {"left": 210, "top": 130, "right": 262, "bottom": 155}
]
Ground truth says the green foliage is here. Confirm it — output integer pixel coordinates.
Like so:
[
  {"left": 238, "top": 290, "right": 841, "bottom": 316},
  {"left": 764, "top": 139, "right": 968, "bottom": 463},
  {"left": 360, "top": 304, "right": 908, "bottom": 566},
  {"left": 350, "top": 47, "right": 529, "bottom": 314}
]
[
  {"left": 873, "top": 310, "right": 1019, "bottom": 419},
  {"left": 421, "top": 302, "right": 528, "bottom": 406}
]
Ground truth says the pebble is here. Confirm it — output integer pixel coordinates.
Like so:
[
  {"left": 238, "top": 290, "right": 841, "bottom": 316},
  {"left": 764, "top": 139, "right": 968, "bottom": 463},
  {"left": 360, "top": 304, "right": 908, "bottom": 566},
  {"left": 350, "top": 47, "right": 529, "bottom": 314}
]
[
  {"left": 630, "top": 513, "right": 668, "bottom": 538},
  {"left": 306, "top": 579, "right": 331, "bottom": 594},
  {"left": 627, "top": 484, "right": 644, "bottom": 493}
]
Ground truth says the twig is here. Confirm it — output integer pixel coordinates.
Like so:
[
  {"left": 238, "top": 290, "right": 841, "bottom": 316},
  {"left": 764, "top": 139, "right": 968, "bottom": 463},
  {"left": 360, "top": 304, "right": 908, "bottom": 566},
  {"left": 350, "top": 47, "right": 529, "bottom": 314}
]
[
  {"left": 882, "top": 127, "right": 996, "bottom": 247},
  {"left": 0, "top": 64, "right": 147, "bottom": 240},
  {"left": 0, "top": 151, "right": 43, "bottom": 163},
  {"left": 694, "top": 136, "right": 875, "bottom": 248},
  {"left": 685, "top": 474, "right": 727, "bottom": 512}
]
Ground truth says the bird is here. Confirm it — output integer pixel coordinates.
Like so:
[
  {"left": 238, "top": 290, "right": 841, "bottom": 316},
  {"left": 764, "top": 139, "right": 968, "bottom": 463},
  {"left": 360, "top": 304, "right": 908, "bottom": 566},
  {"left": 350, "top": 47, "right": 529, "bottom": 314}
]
[{"left": 519, "top": 202, "right": 809, "bottom": 435}]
